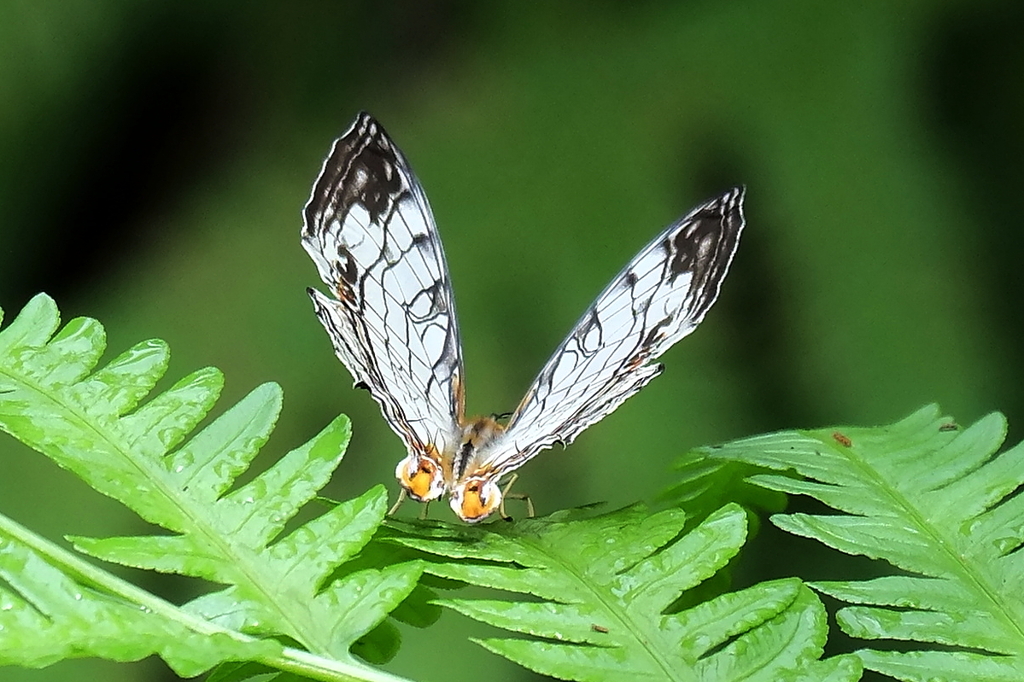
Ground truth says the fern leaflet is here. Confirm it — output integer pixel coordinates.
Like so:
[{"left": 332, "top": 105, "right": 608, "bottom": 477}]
[
  {"left": 706, "top": 405, "right": 1024, "bottom": 682},
  {"left": 392, "top": 503, "right": 861, "bottom": 681},
  {"left": 0, "top": 294, "right": 419, "bottom": 681}
]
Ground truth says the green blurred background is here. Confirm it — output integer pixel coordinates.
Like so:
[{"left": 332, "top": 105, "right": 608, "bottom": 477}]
[{"left": 1, "top": 1, "right": 1022, "bottom": 681}]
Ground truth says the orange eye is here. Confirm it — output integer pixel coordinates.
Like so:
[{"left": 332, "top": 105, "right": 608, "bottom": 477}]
[
  {"left": 399, "top": 457, "right": 442, "bottom": 502},
  {"left": 456, "top": 480, "right": 500, "bottom": 523}
]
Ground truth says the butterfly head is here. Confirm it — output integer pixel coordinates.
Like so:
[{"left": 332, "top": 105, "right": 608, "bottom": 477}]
[
  {"left": 396, "top": 448, "right": 446, "bottom": 502},
  {"left": 450, "top": 475, "right": 502, "bottom": 523}
]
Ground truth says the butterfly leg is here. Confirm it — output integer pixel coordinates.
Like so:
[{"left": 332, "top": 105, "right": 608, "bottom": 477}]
[
  {"left": 388, "top": 489, "right": 407, "bottom": 516},
  {"left": 389, "top": 489, "right": 433, "bottom": 519},
  {"left": 498, "top": 473, "right": 535, "bottom": 520}
]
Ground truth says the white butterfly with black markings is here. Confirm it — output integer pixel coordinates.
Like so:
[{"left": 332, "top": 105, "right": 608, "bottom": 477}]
[{"left": 302, "top": 112, "right": 744, "bottom": 522}]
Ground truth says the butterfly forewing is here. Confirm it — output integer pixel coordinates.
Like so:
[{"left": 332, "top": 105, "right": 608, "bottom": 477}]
[
  {"left": 474, "top": 188, "right": 745, "bottom": 476},
  {"left": 301, "top": 113, "right": 465, "bottom": 459}
]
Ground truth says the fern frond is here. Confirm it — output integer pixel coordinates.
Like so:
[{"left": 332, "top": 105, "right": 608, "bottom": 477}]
[
  {"left": 0, "top": 294, "right": 420, "bottom": 680},
  {"left": 392, "top": 504, "right": 861, "bottom": 681},
  {"left": 660, "top": 451, "right": 787, "bottom": 528},
  {"left": 706, "top": 405, "right": 1024, "bottom": 681}
]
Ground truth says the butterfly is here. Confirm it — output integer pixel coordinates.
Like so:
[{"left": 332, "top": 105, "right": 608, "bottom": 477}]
[{"left": 301, "top": 112, "right": 745, "bottom": 522}]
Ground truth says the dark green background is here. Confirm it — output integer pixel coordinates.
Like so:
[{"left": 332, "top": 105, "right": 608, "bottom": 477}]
[{"left": 1, "top": 2, "right": 1022, "bottom": 681}]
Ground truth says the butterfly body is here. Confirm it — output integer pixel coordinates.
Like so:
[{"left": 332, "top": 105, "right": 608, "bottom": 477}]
[{"left": 302, "top": 112, "right": 745, "bottom": 523}]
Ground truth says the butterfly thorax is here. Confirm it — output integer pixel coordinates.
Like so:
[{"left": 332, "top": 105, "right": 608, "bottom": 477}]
[
  {"left": 446, "top": 416, "right": 507, "bottom": 522},
  {"left": 453, "top": 416, "right": 505, "bottom": 480}
]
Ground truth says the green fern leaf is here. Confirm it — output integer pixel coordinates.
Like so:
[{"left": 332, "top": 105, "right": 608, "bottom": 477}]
[
  {"left": 0, "top": 294, "right": 420, "bottom": 680},
  {"left": 660, "top": 451, "right": 787, "bottom": 528},
  {"left": 392, "top": 504, "right": 860, "bottom": 681},
  {"left": 0, "top": 513, "right": 279, "bottom": 676},
  {"left": 705, "top": 405, "right": 1024, "bottom": 681}
]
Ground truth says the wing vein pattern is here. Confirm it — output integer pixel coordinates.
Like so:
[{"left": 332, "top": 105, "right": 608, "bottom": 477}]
[
  {"left": 478, "top": 188, "right": 745, "bottom": 475},
  {"left": 301, "top": 113, "right": 465, "bottom": 459}
]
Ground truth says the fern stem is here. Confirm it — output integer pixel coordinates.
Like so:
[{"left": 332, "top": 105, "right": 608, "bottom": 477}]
[
  {"left": 0, "top": 511, "right": 223, "bottom": 636},
  {"left": 0, "top": 511, "right": 414, "bottom": 682},
  {"left": 275, "top": 647, "right": 416, "bottom": 682}
]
